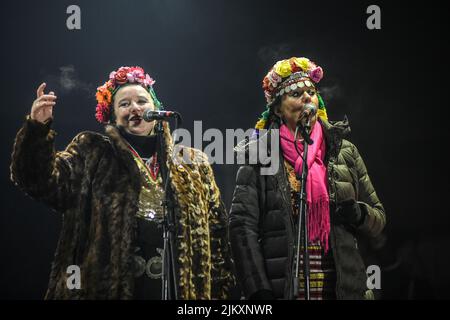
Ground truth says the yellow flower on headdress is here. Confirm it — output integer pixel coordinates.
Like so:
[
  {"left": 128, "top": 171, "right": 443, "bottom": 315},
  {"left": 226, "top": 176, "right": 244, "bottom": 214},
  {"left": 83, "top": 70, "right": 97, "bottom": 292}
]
[
  {"left": 294, "top": 57, "right": 311, "bottom": 71},
  {"left": 293, "top": 57, "right": 311, "bottom": 71},
  {"left": 274, "top": 60, "right": 292, "bottom": 78}
]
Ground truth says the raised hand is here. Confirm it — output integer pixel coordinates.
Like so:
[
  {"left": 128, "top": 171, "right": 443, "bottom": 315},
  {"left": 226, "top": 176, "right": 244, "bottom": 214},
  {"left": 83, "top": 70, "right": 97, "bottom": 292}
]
[{"left": 30, "top": 83, "right": 57, "bottom": 124}]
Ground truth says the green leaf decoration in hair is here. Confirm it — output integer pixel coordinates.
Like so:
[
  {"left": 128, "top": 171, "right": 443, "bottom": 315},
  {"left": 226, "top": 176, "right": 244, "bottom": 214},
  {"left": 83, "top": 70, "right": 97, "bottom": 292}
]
[
  {"left": 149, "top": 87, "right": 163, "bottom": 110},
  {"left": 255, "top": 105, "right": 271, "bottom": 129},
  {"left": 317, "top": 93, "right": 328, "bottom": 121}
]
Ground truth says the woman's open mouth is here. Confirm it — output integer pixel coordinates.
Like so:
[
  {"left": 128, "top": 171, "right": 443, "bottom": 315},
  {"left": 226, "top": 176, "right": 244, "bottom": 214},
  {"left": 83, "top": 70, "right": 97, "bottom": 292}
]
[{"left": 129, "top": 115, "right": 142, "bottom": 126}]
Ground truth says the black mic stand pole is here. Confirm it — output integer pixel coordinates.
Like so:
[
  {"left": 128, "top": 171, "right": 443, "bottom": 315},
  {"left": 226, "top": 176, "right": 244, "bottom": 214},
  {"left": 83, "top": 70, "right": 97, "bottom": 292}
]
[
  {"left": 155, "top": 115, "right": 181, "bottom": 300},
  {"left": 292, "top": 118, "right": 314, "bottom": 300}
]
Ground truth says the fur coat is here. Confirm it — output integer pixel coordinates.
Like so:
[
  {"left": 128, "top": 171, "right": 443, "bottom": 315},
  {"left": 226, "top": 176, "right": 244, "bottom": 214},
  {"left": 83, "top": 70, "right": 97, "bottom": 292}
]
[{"left": 10, "top": 116, "right": 235, "bottom": 300}]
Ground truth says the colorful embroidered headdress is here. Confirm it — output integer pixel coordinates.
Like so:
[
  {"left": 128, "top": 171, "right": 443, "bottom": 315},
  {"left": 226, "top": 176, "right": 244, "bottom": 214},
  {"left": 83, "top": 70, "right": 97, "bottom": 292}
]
[
  {"left": 95, "top": 66, "right": 162, "bottom": 123},
  {"left": 256, "top": 57, "right": 328, "bottom": 129}
]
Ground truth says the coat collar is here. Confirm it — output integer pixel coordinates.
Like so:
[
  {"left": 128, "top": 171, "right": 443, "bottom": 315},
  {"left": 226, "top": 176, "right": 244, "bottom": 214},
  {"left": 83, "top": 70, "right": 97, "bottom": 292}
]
[
  {"left": 242, "top": 116, "right": 351, "bottom": 158},
  {"left": 104, "top": 124, "right": 132, "bottom": 155},
  {"left": 318, "top": 116, "right": 351, "bottom": 160}
]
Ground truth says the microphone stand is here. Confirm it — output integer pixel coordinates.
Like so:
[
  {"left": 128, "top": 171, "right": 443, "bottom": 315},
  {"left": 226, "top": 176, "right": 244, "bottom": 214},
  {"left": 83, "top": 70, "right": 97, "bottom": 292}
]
[
  {"left": 292, "top": 117, "right": 314, "bottom": 300},
  {"left": 155, "top": 115, "right": 181, "bottom": 300}
]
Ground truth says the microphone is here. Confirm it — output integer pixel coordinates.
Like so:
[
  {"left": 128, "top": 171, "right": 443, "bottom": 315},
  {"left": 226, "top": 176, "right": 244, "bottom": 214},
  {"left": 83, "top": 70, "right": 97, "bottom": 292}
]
[
  {"left": 297, "top": 103, "right": 317, "bottom": 126},
  {"left": 142, "top": 109, "right": 181, "bottom": 122},
  {"left": 300, "top": 103, "right": 317, "bottom": 120},
  {"left": 296, "top": 103, "right": 317, "bottom": 145}
]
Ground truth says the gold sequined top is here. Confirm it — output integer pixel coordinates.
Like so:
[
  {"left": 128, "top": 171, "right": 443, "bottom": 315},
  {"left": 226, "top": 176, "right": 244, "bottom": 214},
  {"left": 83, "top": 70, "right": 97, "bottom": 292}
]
[{"left": 129, "top": 151, "right": 165, "bottom": 223}]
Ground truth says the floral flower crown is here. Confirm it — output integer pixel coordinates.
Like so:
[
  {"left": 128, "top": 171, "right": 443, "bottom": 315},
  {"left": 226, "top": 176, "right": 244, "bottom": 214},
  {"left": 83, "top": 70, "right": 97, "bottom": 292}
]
[
  {"left": 95, "top": 66, "right": 161, "bottom": 124},
  {"left": 256, "top": 57, "right": 328, "bottom": 129}
]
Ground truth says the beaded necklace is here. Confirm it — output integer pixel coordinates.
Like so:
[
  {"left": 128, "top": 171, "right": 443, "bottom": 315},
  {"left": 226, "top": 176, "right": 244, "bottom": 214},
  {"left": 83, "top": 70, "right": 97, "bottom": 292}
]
[
  {"left": 125, "top": 141, "right": 165, "bottom": 221},
  {"left": 126, "top": 143, "right": 160, "bottom": 182}
]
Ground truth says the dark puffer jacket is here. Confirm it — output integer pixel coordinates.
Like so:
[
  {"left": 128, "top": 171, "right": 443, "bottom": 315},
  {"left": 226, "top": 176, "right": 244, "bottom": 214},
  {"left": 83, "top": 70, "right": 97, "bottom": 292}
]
[{"left": 229, "top": 118, "right": 385, "bottom": 300}]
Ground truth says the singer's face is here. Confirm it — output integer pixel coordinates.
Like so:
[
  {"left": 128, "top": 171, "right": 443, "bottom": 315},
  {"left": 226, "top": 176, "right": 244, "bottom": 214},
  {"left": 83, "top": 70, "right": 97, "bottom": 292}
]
[
  {"left": 278, "top": 86, "right": 319, "bottom": 133},
  {"left": 113, "top": 84, "right": 156, "bottom": 136}
]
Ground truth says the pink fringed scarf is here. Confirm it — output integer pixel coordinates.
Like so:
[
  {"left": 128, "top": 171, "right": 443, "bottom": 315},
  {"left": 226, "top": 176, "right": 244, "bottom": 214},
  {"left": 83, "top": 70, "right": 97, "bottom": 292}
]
[{"left": 279, "top": 123, "right": 330, "bottom": 253}]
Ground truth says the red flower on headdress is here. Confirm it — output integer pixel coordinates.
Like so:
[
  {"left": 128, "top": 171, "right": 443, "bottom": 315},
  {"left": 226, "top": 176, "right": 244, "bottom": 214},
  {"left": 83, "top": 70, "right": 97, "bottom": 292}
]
[
  {"left": 114, "top": 67, "right": 129, "bottom": 85},
  {"left": 127, "top": 67, "right": 146, "bottom": 84},
  {"left": 289, "top": 57, "right": 301, "bottom": 73},
  {"left": 95, "top": 102, "right": 110, "bottom": 124},
  {"left": 130, "top": 66, "right": 145, "bottom": 74},
  {"left": 262, "top": 76, "right": 272, "bottom": 92}
]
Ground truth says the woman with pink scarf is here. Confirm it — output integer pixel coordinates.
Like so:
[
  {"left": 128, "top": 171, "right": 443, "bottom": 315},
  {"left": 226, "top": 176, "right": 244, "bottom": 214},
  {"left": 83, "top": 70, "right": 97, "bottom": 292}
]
[{"left": 229, "top": 57, "right": 386, "bottom": 300}]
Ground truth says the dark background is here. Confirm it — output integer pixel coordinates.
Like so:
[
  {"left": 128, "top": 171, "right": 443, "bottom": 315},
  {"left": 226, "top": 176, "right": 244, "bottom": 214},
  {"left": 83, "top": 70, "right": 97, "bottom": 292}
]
[{"left": 0, "top": 0, "right": 448, "bottom": 299}]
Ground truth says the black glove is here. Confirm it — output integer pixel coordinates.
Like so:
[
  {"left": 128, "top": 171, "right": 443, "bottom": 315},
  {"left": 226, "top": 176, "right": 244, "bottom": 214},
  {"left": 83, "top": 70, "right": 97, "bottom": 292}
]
[
  {"left": 335, "top": 199, "right": 365, "bottom": 227},
  {"left": 249, "top": 289, "right": 276, "bottom": 300}
]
